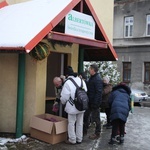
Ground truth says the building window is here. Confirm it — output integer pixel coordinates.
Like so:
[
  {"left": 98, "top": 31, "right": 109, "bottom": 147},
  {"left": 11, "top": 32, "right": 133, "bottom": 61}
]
[
  {"left": 124, "top": 16, "right": 133, "bottom": 38},
  {"left": 123, "top": 62, "right": 131, "bottom": 82},
  {"left": 144, "top": 62, "right": 150, "bottom": 83},
  {"left": 146, "top": 15, "right": 150, "bottom": 36}
]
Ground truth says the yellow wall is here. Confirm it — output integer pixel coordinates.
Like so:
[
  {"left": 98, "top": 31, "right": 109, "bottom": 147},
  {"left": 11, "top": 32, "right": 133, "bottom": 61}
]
[
  {"left": 90, "top": 0, "right": 114, "bottom": 43},
  {"left": 23, "top": 55, "right": 47, "bottom": 133},
  {"left": 0, "top": 54, "right": 18, "bottom": 132},
  {"left": 0, "top": 54, "right": 47, "bottom": 133}
]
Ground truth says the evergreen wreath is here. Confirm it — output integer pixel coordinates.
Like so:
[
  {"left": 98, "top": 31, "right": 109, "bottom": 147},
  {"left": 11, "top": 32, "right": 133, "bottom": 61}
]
[{"left": 29, "top": 42, "right": 51, "bottom": 61}]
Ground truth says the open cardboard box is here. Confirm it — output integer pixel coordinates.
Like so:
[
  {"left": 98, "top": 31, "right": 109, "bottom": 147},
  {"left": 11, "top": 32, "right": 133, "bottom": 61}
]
[{"left": 30, "top": 114, "right": 68, "bottom": 144}]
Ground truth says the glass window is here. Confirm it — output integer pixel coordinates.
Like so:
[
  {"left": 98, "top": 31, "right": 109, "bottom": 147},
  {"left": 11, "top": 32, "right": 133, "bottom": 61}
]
[
  {"left": 124, "top": 16, "right": 133, "bottom": 38},
  {"left": 144, "top": 62, "right": 150, "bottom": 83},
  {"left": 123, "top": 62, "right": 131, "bottom": 82},
  {"left": 146, "top": 15, "right": 150, "bottom": 36}
]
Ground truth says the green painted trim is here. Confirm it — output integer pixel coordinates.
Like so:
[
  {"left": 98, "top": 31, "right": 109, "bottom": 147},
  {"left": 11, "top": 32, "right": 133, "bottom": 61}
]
[
  {"left": 78, "top": 48, "right": 84, "bottom": 73},
  {"left": 16, "top": 54, "right": 26, "bottom": 138}
]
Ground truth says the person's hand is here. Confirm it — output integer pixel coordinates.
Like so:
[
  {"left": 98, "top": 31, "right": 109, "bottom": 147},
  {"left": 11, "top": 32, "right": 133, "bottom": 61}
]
[
  {"left": 53, "top": 101, "right": 58, "bottom": 107},
  {"left": 52, "top": 102, "right": 59, "bottom": 112}
]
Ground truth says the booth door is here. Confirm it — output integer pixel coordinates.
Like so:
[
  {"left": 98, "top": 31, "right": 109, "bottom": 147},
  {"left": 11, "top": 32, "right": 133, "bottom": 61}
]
[{"left": 45, "top": 52, "right": 68, "bottom": 114}]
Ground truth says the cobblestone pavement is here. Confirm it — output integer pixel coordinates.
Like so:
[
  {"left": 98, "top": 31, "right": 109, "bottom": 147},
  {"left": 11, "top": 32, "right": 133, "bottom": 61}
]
[{"left": 1, "top": 106, "right": 150, "bottom": 150}]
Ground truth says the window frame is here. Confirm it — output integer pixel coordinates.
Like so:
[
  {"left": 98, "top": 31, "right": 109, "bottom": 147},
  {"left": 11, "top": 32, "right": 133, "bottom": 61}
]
[
  {"left": 123, "top": 62, "right": 131, "bottom": 83},
  {"left": 144, "top": 62, "right": 150, "bottom": 83},
  {"left": 146, "top": 14, "right": 150, "bottom": 36},
  {"left": 124, "top": 16, "right": 134, "bottom": 38}
]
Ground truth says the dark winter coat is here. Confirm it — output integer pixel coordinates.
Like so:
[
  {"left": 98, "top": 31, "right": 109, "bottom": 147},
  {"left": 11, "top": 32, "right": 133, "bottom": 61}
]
[
  {"left": 101, "top": 83, "right": 112, "bottom": 108},
  {"left": 109, "top": 84, "right": 131, "bottom": 123},
  {"left": 87, "top": 73, "right": 103, "bottom": 109}
]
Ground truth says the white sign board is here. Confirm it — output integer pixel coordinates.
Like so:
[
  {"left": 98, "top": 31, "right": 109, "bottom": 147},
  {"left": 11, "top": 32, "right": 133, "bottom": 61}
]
[{"left": 65, "top": 10, "right": 95, "bottom": 39}]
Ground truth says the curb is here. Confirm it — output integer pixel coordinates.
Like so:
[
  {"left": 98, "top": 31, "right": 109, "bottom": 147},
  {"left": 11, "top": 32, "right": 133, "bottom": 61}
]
[{"left": 141, "top": 101, "right": 150, "bottom": 107}]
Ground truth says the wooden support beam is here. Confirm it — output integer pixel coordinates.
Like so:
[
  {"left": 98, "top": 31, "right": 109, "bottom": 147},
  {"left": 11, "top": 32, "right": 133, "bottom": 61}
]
[{"left": 47, "top": 31, "right": 108, "bottom": 49}]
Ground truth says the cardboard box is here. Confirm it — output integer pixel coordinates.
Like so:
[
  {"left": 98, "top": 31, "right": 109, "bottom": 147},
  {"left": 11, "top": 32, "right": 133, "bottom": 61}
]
[{"left": 30, "top": 114, "right": 68, "bottom": 144}]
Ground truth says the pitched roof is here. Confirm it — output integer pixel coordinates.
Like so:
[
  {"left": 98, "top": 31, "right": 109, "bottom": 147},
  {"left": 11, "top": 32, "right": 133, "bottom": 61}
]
[
  {"left": 0, "top": 0, "right": 8, "bottom": 8},
  {"left": 0, "top": 0, "right": 118, "bottom": 61}
]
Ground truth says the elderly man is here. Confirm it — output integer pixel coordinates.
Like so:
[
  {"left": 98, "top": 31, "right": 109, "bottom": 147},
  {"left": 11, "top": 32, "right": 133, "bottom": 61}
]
[
  {"left": 53, "top": 77, "right": 62, "bottom": 87},
  {"left": 53, "top": 76, "right": 65, "bottom": 116}
]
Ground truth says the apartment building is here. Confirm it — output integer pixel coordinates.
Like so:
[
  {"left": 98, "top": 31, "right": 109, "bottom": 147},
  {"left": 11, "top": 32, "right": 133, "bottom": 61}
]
[{"left": 113, "top": 0, "right": 150, "bottom": 94}]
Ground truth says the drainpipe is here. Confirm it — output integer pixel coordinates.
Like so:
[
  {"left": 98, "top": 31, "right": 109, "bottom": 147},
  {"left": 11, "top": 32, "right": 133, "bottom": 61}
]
[
  {"left": 16, "top": 53, "right": 26, "bottom": 138},
  {"left": 78, "top": 48, "right": 84, "bottom": 73}
]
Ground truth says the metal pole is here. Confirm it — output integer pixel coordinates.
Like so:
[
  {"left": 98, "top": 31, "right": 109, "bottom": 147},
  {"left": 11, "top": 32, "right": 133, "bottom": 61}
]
[
  {"left": 16, "top": 53, "right": 26, "bottom": 138},
  {"left": 59, "top": 54, "right": 64, "bottom": 117}
]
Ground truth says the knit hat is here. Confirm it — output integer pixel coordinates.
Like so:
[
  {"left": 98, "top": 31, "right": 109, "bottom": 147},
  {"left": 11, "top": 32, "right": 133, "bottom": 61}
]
[
  {"left": 66, "top": 66, "right": 74, "bottom": 76},
  {"left": 103, "top": 76, "right": 110, "bottom": 84},
  {"left": 79, "top": 72, "right": 87, "bottom": 80}
]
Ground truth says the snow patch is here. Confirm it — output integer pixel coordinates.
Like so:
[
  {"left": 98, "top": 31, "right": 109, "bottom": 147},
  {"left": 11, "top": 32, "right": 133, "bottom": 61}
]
[{"left": 0, "top": 135, "right": 27, "bottom": 145}]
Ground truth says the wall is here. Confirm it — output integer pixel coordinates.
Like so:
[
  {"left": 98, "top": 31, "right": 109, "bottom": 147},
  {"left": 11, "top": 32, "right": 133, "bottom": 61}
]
[
  {"left": 90, "top": 0, "right": 114, "bottom": 43},
  {"left": 114, "top": 0, "right": 150, "bottom": 40},
  {"left": 23, "top": 56, "right": 47, "bottom": 133},
  {"left": 0, "top": 53, "right": 47, "bottom": 133},
  {"left": 116, "top": 46, "right": 149, "bottom": 78},
  {"left": 0, "top": 54, "right": 18, "bottom": 132}
]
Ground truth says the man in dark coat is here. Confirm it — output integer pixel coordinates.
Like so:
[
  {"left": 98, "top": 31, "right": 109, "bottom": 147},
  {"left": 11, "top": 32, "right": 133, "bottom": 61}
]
[
  {"left": 83, "top": 64, "right": 103, "bottom": 140},
  {"left": 108, "top": 82, "right": 131, "bottom": 145}
]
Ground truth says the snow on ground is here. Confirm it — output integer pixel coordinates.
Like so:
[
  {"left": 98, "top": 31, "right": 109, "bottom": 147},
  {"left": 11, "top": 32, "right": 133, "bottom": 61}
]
[
  {"left": 100, "top": 112, "right": 107, "bottom": 124},
  {"left": 0, "top": 135, "right": 27, "bottom": 145}
]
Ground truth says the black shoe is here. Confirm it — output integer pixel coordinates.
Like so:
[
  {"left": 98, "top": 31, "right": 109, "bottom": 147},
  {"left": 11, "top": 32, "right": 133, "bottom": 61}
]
[
  {"left": 103, "top": 123, "right": 112, "bottom": 128},
  {"left": 106, "top": 125, "right": 112, "bottom": 129},
  {"left": 108, "top": 137, "right": 119, "bottom": 145},
  {"left": 120, "top": 135, "right": 124, "bottom": 144},
  {"left": 103, "top": 123, "right": 108, "bottom": 127},
  {"left": 76, "top": 141, "right": 82, "bottom": 144}
]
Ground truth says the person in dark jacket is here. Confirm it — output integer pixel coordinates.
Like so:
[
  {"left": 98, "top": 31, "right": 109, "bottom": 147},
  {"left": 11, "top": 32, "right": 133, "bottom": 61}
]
[
  {"left": 83, "top": 64, "right": 103, "bottom": 140},
  {"left": 108, "top": 82, "right": 131, "bottom": 145}
]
